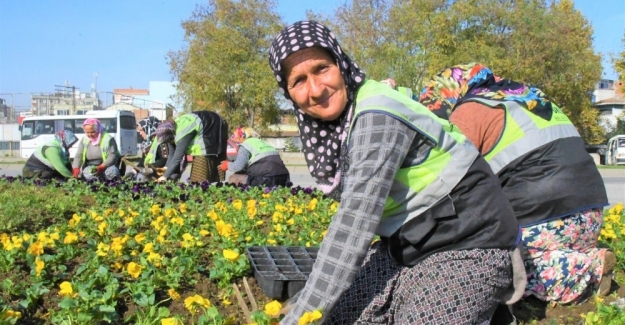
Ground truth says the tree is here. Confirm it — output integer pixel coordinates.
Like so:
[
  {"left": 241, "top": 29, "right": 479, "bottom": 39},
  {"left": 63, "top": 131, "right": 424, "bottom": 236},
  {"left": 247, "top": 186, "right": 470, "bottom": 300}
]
[
  {"left": 168, "top": 0, "right": 284, "bottom": 132},
  {"left": 307, "top": 0, "right": 605, "bottom": 144},
  {"left": 615, "top": 32, "right": 625, "bottom": 85}
]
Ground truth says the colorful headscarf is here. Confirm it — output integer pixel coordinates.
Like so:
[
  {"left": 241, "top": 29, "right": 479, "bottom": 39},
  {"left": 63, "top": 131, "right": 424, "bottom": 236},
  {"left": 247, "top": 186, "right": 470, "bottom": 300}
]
[
  {"left": 418, "top": 63, "right": 552, "bottom": 120},
  {"left": 138, "top": 116, "right": 161, "bottom": 152},
  {"left": 54, "top": 130, "right": 78, "bottom": 157},
  {"left": 268, "top": 20, "right": 366, "bottom": 199},
  {"left": 82, "top": 118, "right": 103, "bottom": 145},
  {"left": 155, "top": 120, "right": 176, "bottom": 144}
]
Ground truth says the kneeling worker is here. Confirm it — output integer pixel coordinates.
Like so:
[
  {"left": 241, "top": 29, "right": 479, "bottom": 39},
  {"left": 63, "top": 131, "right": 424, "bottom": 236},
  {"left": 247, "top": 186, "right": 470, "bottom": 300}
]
[
  {"left": 219, "top": 131, "right": 290, "bottom": 187},
  {"left": 23, "top": 130, "right": 78, "bottom": 179}
]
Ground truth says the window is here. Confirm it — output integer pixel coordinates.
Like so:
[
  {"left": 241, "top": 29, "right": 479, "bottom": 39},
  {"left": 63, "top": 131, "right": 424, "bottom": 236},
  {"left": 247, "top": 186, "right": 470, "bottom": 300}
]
[
  {"left": 57, "top": 110, "right": 70, "bottom": 116},
  {"left": 35, "top": 120, "right": 55, "bottom": 135},
  {"left": 120, "top": 115, "right": 136, "bottom": 129},
  {"left": 63, "top": 120, "right": 75, "bottom": 133},
  {"left": 21, "top": 122, "right": 34, "bottom": 140}
]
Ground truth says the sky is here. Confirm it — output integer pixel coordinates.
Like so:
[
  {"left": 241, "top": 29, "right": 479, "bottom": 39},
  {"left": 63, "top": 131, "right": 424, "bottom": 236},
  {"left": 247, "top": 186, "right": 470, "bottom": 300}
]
[{"left": 0, "top": 0, "right": 623, "bottom": 109}]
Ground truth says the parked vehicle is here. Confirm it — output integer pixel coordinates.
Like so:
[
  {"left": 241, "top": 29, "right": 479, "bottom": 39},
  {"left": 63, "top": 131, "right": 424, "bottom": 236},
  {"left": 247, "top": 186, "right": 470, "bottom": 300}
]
[
  {"left": 20, "top": 110, "right": 138, "bottom": 159},
  {"left": 604, "top": 135, "right": 625, "bottom": 165}
]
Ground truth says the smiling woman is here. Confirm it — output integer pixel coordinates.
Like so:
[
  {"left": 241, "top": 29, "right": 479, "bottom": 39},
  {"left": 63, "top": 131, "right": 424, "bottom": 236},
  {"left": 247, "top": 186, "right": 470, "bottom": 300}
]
[{"left": 269, "top": 21, "right": 526, "bottom": 325}]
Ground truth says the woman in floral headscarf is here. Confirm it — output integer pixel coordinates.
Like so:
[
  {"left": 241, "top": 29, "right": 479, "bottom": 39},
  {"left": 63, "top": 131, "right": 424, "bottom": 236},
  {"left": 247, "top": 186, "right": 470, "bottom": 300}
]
[
  {"left": 72, "top": 118, "right": 121, "bottom": 181},
  {"left": 418, "top": 63, "right": 612, "bottom": 306},
  {"left": 268, "top": 21, "right": 526, "bottom": 325},
  {"left": 23, "top": 130, "right": 78, "bottom": 179}
]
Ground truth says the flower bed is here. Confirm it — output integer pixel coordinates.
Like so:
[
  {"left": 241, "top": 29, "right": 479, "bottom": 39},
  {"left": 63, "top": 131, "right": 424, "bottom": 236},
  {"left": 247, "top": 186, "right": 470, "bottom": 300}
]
[{"left": 0, "top": 177, "right": 335, "bottom": 324}]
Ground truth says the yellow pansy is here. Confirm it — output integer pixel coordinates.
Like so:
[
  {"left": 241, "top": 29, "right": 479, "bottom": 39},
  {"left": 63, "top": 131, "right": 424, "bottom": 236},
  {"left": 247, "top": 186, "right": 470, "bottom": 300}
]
[
  {"left": 96, "top": 242, "right": 110, "bottom": 257},
  {"left": 247, "top": 206, "right": 257, "bottom": 219},
  {"left": 199, "top": 230, "right": 210, "bottom": 237},
  {"left": 267, "top": 239, "right": 277, "bottom": 245},
  {"left": 223, "top": 249, "right": 240, "bottom": 261},
  {"left": 143, "top": 242, "right": 155, "bottom": 253},
  {"left": 28, "top": 241, "right": 44, "bottom": 256},
  {"left": 232, "top": 199, "right": 243, "bottom": 210},
  {"left": 179, "top": 203, "right": 187, "bottom": 213},
  {"left": 161, "top": 317, "right": 183, "bottom": 325},
  {"left": 127, "top": 262, "right": 143, "bottom": 278},
  {"left": 35, "top": 257, "right": 44, "bottom": 276},
  {"left": 1, "top": 310, "right": 22, "bottom": 319},
  {"left": 287, "top": 218, "right": 295, "bottom": 225},
  {"left": 151, "top": 204, "right": 161, "bottom": 215},
  {"left": 135, "top": 233, "right": 146, "bottom": 244},
  {"left": 264, "top": 300, "right": 282, "bottom": 317},
  {"left": 308, "top": 198, "right": 318, "bottom": 211},
  {"left": 98, "top": 221, "right": 108, "bottom": 236},
  {"left": 168, "top": 288, "right": 181, "bottom": 300},
  {"left": 69, "top": 214, "right": 81, "bottom": 227},
  {"left": 298, "top": 310, "right": 322, "bottom": 325},
  {"left": 171, "top": 217, "right": 184, "bottom": 226},
  {"left": 59, "top": 281, "right": 74, "bottom": 297},
  {"left": 63, "top": 232, "right": 78, "bottom": 244},
  {"left": 184, "top": 294, "right": 212, "bottom": 314}
]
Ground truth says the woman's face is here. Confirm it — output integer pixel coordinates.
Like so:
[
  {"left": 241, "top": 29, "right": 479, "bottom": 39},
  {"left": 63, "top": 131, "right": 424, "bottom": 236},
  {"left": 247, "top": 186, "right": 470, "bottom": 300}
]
[
  {"left": 83, "top": 124, "right": 98, "bottom": 139},
  {"left": 283, "top": 47, "right": 347, "bottom": 121},
  {"left": 137, "top": 125, "right": 147, "bottom": 140}
]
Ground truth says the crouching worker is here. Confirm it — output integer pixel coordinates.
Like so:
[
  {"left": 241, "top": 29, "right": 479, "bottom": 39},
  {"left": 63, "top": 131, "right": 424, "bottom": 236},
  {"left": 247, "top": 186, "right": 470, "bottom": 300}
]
[
  {"left": 72, "top": 118, "right": 121, "bottom": 181},
  {"left": 23, "top": 130, "right": 78, "bottom": 179},
  {"left": 219, "top": 131, "right": 290, "bottom": 187}
]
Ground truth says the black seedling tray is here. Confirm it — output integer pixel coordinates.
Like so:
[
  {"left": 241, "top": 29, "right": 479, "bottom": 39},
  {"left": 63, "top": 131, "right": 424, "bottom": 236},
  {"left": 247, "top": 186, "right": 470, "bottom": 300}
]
[{"left": 246, "top": 246, "right": 319, "bottom": 299}]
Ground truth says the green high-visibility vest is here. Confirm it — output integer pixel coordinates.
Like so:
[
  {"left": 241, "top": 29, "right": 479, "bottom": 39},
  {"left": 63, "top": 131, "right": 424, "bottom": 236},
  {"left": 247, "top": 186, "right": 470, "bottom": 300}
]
[
  {"left": 240, "top": 138, "right": 278, "bottom": 165},
  {"left": 349, "top": 80, "right": 478, "bottom": 237},
  {"left": 174, "top": 114, "right": 207, "bottom": 156},
  {"left": 33, "top": 139, "right": 65, "bottom": 170},
  {"left": 81, "top": 133, "right": 112, "bottom": 164},
  {"left": 466, "top": 98, "right": 579, "bottom": 174},
  {"left": 144, "top": 140, "right": 160, "bottom": 166}
]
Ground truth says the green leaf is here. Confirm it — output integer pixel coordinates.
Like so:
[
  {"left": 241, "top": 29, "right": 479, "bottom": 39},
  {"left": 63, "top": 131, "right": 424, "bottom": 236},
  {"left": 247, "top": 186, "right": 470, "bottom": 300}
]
[
  {"left": 58, "top": 297, "right": 78, "bottom": 309},
  {"left": 157, "top": 307, "right": 170, "bottom": 318}
]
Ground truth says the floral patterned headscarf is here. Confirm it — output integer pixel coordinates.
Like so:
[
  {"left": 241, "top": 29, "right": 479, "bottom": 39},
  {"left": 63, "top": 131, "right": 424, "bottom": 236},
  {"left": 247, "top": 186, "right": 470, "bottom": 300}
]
[
  {"left": 54, "top": 130, "right": 78, "bottom": 157},
  {"left": 268, "top": 20, "right": 366, "bottom": 200},
  {"left": 418, "top": 63, "right": 552, "bottom": 121}
]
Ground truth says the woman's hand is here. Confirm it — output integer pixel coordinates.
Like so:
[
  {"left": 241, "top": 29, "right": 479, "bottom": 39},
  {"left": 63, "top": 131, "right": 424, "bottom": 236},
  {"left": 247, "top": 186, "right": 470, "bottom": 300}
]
[
  {"left": 96, "top": 164, "right": 107, "bottom": 175},
  {"left": 219, "top": 160, "right": 229, "bottom": 171},
  {"left": 156, "top": 176, "right": 167, "bottom": 183}
]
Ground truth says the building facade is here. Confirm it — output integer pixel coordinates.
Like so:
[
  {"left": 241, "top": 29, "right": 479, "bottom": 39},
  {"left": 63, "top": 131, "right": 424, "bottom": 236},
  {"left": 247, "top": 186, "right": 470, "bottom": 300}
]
[{"left": 593, "top": 78, "right": 625, "bottom": 131}]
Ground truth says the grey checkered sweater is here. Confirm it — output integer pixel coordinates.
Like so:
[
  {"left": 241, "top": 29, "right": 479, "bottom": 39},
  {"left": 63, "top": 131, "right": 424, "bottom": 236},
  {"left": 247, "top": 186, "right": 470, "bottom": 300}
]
[{"left": 281, "top": 113, "right": 420, "bottom": 324}]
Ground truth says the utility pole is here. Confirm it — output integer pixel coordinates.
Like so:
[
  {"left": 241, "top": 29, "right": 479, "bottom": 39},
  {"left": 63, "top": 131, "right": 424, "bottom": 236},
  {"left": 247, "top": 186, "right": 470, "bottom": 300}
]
[{"left": 55, "top": 84, "right": 79, "bottom": 115}]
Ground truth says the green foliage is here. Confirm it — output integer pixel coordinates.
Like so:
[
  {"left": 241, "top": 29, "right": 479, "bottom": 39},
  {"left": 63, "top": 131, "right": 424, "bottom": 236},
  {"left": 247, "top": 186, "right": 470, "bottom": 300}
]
[
  {"left": 308, "top": 0, "right": 605, "bottom": 144},
  {"left": 283, "top": 137, "right": 299, "bottom": 152},
  {"left": 168, "top": 0, "right": 284, "bottom": 133},
  {"left": 615, "top": 32, "right": 625, "bottom": 85},
  {"left": 0, "top": 179, "right": 88, "bottom": 233}
]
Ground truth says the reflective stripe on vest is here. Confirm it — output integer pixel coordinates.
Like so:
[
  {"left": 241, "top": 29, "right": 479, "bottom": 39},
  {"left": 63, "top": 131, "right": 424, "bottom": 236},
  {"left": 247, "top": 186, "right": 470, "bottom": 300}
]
[
  {"left": 469, "top": 98, "right": 580, "bottom": 174},
  {"left": 350, "top": 80, "right": 478, "bottom": 237},
  {"left": 144, "top": 140, "right": 160, "bottom": 165},
  {"left": 174, "top": 114, "right": 207, "bottom": 156},
  {"left": 82, "top": 133, "right": 112, "bottom": 164},
  {"left": 240, "top": 138, "right": 279, "bottom": 165},
  {"left": 33, "top": 139, "right": 61, "bottom": 169}
]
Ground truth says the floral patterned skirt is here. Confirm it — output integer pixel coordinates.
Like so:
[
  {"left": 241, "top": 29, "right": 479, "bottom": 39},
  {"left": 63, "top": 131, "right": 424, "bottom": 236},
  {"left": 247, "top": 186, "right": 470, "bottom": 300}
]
[{"left": 522, "top": 208, "right": 607, "bottom": 304}]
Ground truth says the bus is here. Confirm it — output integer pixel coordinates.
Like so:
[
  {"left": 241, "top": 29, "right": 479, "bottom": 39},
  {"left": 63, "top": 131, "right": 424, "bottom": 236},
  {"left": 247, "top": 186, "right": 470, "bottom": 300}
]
[{"left": 20, "top": 110, "right": 138, "bottom": 159}]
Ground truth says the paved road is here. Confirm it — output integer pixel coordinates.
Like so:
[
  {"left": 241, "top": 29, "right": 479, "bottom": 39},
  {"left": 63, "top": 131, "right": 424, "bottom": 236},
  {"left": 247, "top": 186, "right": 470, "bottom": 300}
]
[{"left": 1, "top": 161, "right": 623, "bottom": 206}]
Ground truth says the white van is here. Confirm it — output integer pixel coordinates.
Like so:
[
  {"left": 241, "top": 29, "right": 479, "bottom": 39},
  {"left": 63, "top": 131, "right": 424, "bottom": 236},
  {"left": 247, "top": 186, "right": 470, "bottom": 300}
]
[
  {"left": 604, "top": 135, "right": 625, "bottom": 165},
  {"left": 20, "top": 110, "right": 138, "bottom": 159}
]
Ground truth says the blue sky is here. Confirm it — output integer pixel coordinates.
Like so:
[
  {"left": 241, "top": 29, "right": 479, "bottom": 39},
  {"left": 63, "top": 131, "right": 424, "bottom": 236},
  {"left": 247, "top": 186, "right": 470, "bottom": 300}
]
[{"left": 0, "top": 0, "right": 623, "bottom": 109}]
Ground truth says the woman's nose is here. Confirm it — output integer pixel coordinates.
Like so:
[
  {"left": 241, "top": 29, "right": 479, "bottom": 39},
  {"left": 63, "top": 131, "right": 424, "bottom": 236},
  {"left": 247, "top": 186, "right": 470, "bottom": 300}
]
[{"left": 307, "top": 76, "right": 325, "bottom": 98}]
